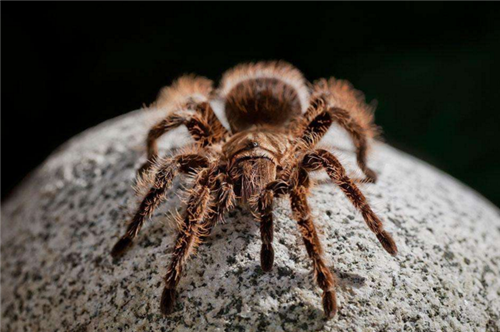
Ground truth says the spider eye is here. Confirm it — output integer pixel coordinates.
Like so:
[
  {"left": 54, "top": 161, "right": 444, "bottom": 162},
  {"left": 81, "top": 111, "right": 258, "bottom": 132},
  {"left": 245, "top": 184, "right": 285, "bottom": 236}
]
[{"left": 253, "top": 142, "right": 259, "bottom": 147}]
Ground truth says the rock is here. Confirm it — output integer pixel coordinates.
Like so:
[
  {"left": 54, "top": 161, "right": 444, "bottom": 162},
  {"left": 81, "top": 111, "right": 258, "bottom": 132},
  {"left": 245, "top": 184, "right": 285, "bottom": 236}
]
[{"left": 2, "top": 109, "right": 499, "bottom": 332}]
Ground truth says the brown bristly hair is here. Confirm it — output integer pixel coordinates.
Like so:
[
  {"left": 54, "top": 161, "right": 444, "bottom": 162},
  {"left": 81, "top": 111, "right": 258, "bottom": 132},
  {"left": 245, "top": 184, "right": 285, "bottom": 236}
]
[
  {"left": 219, "top": 60, "right": 310, "bottom": 111},
  {"left": 219, "top": 61, "right": 311, "bottom": 132},
  {"left": 155, "top": 74, "right": 214, "bottom": 112},
  {"left": 312, "top": 78, "right": 380, "bottom": 140},
  {"left": 112, "top": 61, "right": 397, "bottom": 319}
]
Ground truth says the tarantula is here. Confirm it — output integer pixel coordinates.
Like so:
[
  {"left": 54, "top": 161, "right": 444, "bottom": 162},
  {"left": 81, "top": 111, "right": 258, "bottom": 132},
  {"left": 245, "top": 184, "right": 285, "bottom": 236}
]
[{"left": 111, "top": 61, "right": 397, "bottom": 319}]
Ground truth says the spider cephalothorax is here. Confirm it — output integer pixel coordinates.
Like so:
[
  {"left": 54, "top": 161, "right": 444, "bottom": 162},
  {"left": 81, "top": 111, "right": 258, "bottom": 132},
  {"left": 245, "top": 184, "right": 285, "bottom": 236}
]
[
  {"left": 224, "top": 128, "right": 291, "bottom": 203},
  {"left": 111, "top": 61, "right": 397, "bottom": 319}
]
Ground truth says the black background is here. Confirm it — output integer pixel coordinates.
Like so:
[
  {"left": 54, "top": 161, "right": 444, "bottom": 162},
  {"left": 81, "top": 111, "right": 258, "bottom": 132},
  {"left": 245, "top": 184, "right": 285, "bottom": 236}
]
[{"left": 2, "top": 4, "right": 500, "bottom": 207}]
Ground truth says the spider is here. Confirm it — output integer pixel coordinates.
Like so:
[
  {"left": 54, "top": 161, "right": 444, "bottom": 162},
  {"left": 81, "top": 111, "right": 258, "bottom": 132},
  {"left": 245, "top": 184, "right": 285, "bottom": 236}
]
[{"left": 111, "top": 61, "right": 398, "bottom": 319}]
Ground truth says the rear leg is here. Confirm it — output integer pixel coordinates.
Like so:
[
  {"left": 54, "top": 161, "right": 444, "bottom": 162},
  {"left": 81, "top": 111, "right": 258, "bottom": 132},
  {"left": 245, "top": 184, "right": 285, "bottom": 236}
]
[
  {"left": 140, "top": 102, "right": 228, "bottom": 175},
  {"left": 296, "top": 91, "right": 378, "bottom": 183},
  {"left": 327, "top": 106, "right": 378, "bottom": 183},
  {"left": 314, "top": 78, "right": 379, "bottom": 182},
  {"left": 140, "top": 75, "right": 228, "bottom": 174}
]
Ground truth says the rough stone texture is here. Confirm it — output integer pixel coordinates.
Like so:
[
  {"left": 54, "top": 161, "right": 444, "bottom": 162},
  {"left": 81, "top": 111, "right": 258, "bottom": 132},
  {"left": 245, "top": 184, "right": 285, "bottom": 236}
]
[{"left": 2, "top": 109, "right": 500, "bottom": 332}]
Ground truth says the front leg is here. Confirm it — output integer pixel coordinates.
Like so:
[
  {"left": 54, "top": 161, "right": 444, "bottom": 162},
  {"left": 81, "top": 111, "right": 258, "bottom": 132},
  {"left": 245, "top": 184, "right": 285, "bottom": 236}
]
[
  {"left": 111, "top": 154, "right": 209, "bottom": 258},
  {"left": 161, "top": 169, "right": 212, "bottom": 315},
  {"left": 302, "top": 149, "right": 397, "bottom": 255},
  {"left": 161, "top": 168, "right": 236, "bottom": 315}
]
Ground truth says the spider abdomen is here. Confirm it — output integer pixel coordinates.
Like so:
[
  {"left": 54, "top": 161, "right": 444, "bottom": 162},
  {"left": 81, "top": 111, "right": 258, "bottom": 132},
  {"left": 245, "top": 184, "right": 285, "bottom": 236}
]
[
  {"left": 225, "top": 78, "right": 301, "bottom": 131},
  {"left": 219, "top": 61, "right": 310, "bottom": 132}
]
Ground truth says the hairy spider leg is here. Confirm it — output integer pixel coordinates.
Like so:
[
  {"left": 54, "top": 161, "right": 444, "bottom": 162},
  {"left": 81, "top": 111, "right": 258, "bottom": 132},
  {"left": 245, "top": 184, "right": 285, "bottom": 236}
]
[
  {"left": 289, "top": 167, "right": 338, "bottom": 319},
  {"left": 295, "top": 97, "right": 378, "bottom": 183},
  {"left": 141, "top": 102, "right": 228, "bottom": 175},
  {"left": 111, "top": 154, "right": 209, "bottom": 258},
  {"left": 301, "top": 149, "right": 397, "bottom": 255},
  {"left": 161, "top": 168, "right": 235, "bottom": 315}
]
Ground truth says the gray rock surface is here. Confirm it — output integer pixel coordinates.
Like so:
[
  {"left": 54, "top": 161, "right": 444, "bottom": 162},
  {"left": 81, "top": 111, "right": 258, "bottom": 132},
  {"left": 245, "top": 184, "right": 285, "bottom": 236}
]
[{"left": 2, "top": 109, "right": 500, "bottom": 332}]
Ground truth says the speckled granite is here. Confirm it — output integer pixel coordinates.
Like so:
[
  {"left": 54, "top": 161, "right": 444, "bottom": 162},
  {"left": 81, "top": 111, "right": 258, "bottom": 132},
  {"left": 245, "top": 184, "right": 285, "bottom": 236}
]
[{"left": 2, "top": 109, "right": 500, "bottom": 332}]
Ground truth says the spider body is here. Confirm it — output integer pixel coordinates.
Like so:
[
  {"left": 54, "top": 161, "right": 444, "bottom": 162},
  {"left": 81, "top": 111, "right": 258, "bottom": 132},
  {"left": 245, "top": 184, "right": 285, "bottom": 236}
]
[
  {"left": 225, "top": 129, "right": 290, "bottom": 203},
  {"left": 111, "top": 61, "right": 397, "bottom": 319}
]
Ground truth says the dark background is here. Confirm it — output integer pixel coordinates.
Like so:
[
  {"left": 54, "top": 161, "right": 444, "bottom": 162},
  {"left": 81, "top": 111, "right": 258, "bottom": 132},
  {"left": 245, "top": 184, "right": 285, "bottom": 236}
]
[{"left": 2, "top": 4, "right": 500, "bottom": 207}]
